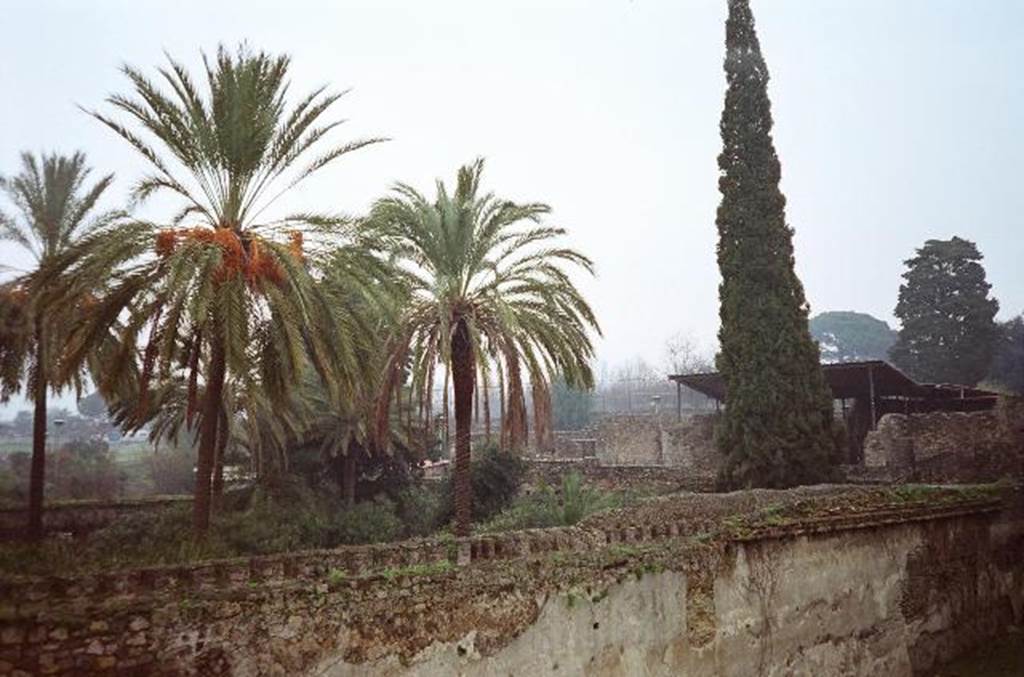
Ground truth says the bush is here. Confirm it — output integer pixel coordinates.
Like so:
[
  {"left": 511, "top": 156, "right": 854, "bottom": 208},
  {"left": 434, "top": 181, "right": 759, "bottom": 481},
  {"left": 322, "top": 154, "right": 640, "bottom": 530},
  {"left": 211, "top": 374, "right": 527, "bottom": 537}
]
[
  {"left": 327, "top": 496, "right": 405, "bottom": 545},
  {"left": 87, "top": 503, "right": 233, "bottom": 567},
  {"left": 148, "top": 446, "right": 196, "bottom": 495},
  {"left": 558, "top": 472, "right": 619, "bottom": 525},
  {"left": 0, "top": 472, "right": 444, "bottom": 577},
  {"left": 49, "top": 438, "right": 121, "bottom": 500},
  {"left": 481, "top": 472, "right": 621, "bottom": 533},
  {"left": 393, "top": 484, "right": 444, "bottom": 538},
  {"left": 213, "top": 482, "right": 404, "bottom": 552},
  {"left": 0, "top": 453, "right": 27, "bottom": 506},
  {"left": 438, "top": 444, "right": 526, "bottom": 525}
]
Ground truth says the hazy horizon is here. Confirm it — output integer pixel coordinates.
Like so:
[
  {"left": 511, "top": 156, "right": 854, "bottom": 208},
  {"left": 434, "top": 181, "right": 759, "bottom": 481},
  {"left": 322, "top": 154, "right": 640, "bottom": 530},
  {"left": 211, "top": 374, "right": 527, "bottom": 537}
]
[{"left": 2, "top": 0, "right": 1022, "bottom": 416}]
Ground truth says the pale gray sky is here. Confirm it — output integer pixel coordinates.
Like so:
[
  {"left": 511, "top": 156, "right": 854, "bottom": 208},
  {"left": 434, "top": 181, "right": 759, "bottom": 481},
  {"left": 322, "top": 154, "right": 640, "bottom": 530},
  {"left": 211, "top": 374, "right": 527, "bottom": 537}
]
[{"left": 2, "top": 0, "right": 1023, "bottom": 416}]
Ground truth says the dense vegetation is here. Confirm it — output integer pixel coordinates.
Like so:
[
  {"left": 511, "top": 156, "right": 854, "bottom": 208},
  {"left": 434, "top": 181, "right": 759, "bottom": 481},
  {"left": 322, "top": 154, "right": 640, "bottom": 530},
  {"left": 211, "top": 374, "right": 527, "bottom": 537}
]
[
  {"left": 712, "top": 0, "right": 836, "bottom": 489},
  {"left": 0, "top": 455, "right": 644, "bottom": 576},
  {"left": 0, "top": 44, "right": 597, "bottom": 542}
]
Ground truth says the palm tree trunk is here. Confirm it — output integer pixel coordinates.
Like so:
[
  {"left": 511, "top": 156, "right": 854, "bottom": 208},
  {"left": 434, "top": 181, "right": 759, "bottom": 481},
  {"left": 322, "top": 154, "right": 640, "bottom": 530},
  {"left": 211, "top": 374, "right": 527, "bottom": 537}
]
[
  {"left": 211, "top": 407, "right": 228, "bottom": 514},
  {"left": 483, "top": 371, "right": 492, "bottom": 443},
  {"left": 498, "top": 364, "right": 507, "bottom": 450},
  {"left": 450, "top": 318, "right": 475, "bottom": 537},
  {"left": 442, "top": 368, "right": 450, "bottom": 455},
  {"left": 194, "top": 336, "right": 226, "bottom": 535},
  {"left": 532, "top": 379, "right": 553, "bottom": 454},
  {"left": 342, "top": 439, "right": 358, "bottom": 508},
  {"left": 425, "top": 366, "right": 435, "bottom": 441},
  {"left": 27, "top": 315, "right": 47, "bottom": 541},
  {"left": 505, "top": 352, "right": 528, "bottom": 453}
]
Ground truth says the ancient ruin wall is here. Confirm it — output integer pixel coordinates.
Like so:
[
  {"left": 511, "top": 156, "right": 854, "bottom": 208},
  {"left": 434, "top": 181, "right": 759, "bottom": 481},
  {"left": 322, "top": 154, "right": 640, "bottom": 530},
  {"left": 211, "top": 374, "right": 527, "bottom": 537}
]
[
  {"left": 863, "top": 397, "right": 1024, "bottom": 482},
  {"left": 0, "top": 487, "right": 1019, "bottom": 676},
  {"left": 562, "top": 413, "right": 719, "bottom": 469},
  {"left": 525, "top": 459, "right": 716, "bottom": 493},
  {"left": 0, "top": 496, "right": 191, "bottom": 540}
]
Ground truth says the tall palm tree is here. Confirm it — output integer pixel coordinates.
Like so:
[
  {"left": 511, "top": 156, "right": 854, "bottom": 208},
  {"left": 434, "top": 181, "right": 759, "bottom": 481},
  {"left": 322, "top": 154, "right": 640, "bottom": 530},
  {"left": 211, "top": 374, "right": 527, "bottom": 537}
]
[
  {"left": 56, "top": 44, "right": 385, "bottom": 534},
  {"left": 368, "top": 159, "right": 600, "bottom": 536},
  {"left": 0, "top": 151, "right": 119, "bottom": 540}
]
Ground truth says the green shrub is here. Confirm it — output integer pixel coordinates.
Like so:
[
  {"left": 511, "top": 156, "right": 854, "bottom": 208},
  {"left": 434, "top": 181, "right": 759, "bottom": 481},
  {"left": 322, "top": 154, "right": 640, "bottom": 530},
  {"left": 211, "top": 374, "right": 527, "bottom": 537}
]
[
  {"left": 439, "top": 444, "right": 526, "bottom": 525},
  {"left": 87, "top": 503, "right": 234, "bottom": 567},
  {"left": 481, "top": 472, "right": 620, "bottom": 533},
  {"left": 394, "top": 484, "right": 444, "bottom": 538},
  {"left": 0, "top": 475, "right": 440, "bottom": 576},
  {"left": 49, "top": 438, "right": 121, "bottom": 500},
  {"left": 148, "top": 446, "right": 196, "bottom": 495},
  {"left": 479, "top": 492, "right": 562, "bottom": 533},
  {"left": 0, "top": 466, "right": 21, "bottom": 507},
  {"left": 559, "top": 472, "right": 617, "bottom": 524},
  {"left": 327, "top": 496, "right": 404, "bottom": 545}
]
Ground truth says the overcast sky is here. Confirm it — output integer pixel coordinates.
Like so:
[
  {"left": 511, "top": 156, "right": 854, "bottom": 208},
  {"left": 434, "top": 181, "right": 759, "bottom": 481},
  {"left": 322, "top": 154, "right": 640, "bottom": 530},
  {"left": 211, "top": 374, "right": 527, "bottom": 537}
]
[{"left": 2, "top": 0, "right": 1023, "bottom": 416}]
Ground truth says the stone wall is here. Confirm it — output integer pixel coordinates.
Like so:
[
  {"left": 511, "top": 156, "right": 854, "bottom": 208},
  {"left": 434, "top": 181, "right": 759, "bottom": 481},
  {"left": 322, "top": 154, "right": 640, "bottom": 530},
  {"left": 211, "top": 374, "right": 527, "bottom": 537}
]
[
  {"left": 549, "top": 430, "right": 596, "bottom": 459},
  {"left": 863, "top": 396, "right": 1024, "bottom": 483},
  {"left": 550, "top": 413, "right": 719, "bottom": 470},
  {"left": 0, "top": 485, "right": 1019, "bottom": 676},
  {"left": 525, "top": 459, "right": 715, "bottom": 493},
  {"left": 0, "top": 496, "right": 191, "bottom": 540}
]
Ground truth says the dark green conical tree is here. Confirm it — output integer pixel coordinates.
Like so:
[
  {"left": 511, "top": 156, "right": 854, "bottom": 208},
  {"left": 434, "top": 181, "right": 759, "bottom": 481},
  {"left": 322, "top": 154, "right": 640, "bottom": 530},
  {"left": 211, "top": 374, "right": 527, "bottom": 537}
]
[
  {"left": 714, "top": 0, "right": 836, "bottom": 489},
  {"left": 890, "top": 237, "right": 999, "bottom": 386}
]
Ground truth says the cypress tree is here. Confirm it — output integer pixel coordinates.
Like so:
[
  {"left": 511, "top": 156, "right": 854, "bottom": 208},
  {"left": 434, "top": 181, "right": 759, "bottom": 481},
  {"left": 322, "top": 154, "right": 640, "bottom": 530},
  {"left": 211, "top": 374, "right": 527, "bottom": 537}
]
[{"left": 714, "top": 0, "right": 836, "bottom": 489}]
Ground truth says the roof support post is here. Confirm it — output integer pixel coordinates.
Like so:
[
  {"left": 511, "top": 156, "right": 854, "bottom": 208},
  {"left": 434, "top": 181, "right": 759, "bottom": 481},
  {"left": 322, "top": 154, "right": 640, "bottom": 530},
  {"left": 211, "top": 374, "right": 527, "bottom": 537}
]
[
  {"left": 868, "top": 364, "right": 877, "bottom": 429},
  {"left": 676, "top": 381, "right": 682, "bottom": 421}
]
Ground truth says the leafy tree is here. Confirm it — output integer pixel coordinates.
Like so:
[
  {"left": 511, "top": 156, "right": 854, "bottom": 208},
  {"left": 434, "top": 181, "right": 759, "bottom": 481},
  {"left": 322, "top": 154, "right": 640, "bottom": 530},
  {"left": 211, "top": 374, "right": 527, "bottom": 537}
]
[
  {"left": 890, "top": 237, "right": 999, "bottom": 385},
  {"left": 148, "top": 446, "right": 197, "bottom": 495},
  {"left": 77, "top": 391, "right": 108, "bottom": 419},
  {"left": 0, "top": 151, "right": 119, "bottom": 539},
  {"left": 714, "top": 0, "right": 836, "bottom": 490},
  {"left": 368, "top": 159, "right": 599, "bottom": 536},
  {"left": 54, "top": 45, "right": 384, "bottom": 535},
  {"left": 11, "top": 411, "right": 33, "bottom": 436},
  {"left": 986, "top": 315, "right": 1024, "bottom": 394},
  {"left": 49, "top": 437, "right": 120, "bottom": 501},
  {"left": 809, "top": 311, "right": 897, "bottom": 363}
]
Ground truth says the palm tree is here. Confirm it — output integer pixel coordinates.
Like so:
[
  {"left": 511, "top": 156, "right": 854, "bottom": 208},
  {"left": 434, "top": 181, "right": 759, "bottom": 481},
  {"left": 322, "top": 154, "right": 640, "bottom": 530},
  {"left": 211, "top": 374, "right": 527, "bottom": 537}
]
[
  {"left": 0, "top": 151, "right": 119, "bottom": 540},
  {"left": 57, "top": 44, "right": 385, "bottom": 534},
  {"left": 368, "top": 159, "right": 600, "bottom": 536}
]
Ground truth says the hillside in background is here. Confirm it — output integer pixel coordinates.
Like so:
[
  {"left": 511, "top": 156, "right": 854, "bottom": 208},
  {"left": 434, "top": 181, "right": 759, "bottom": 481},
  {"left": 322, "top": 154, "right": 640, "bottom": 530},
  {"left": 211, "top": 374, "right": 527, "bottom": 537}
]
[{"left": 809, "top": 311, "right": 897, "bottom": 363}]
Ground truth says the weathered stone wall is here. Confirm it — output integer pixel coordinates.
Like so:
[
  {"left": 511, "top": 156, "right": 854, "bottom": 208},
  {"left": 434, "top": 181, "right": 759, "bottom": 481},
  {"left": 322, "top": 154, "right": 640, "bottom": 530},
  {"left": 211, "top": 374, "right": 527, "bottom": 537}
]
[
  {"left": 525, "top": 459, "right": 716, "bottom": 493},
  {"left": 863, "top": 396, "right": 1024, "bottom": 483},
  {"left": 551, "top": 413, "right": 719, "bottom": 469},
  {"left": 549, "top": 430, "right": 596, "bottom": 459},
  {"left": 0, "top": 496, "right": 191, "bottom": 540},
  {"left": 0, "top": 485, "right": 1019, "bottom": 676},
  {"left": 661, "top": 414, "right": 719, "bottom": 472}
]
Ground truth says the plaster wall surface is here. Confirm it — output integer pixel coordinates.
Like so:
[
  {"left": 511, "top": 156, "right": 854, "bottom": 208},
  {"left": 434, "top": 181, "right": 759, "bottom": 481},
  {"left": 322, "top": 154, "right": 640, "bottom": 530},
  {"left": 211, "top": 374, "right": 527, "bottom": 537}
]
[
  {"left": 311, "top": 513, "right": 1021, "bottom": 677},
  {"left": 1, "top": 488, "right": 1019, "bottom": 677}
]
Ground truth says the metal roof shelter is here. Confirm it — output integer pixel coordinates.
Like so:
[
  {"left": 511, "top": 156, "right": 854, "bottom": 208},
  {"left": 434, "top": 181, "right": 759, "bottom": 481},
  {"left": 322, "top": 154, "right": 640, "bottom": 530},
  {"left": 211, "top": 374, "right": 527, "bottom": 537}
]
[
  {"left": 671, "top": 360, "right": 996, "bottom": 401},
  {"left": 668, "top": 360, "right": 1001, "bottom": 465},
  {"left": 669, "top": 360, "right": 1000, "bottom": 424}
]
